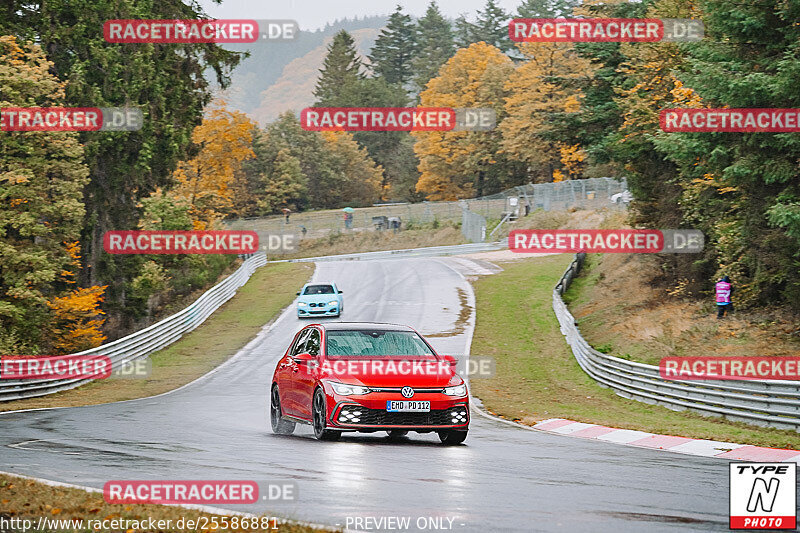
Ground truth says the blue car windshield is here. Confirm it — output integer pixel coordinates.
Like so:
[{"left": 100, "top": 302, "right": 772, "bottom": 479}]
[
  {"left": 303, "top": 284, "right": 335, "bottom": 295},
  {"left": 326, "top": 330, "right": 434, "bottom": 357}
]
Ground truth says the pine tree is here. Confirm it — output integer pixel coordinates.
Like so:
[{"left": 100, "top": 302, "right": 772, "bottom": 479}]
[
  {"left": 368, "top": 5, "right": 418, "bottom": 88},
  {"left": 313, "top": 30, "right": 365, "bottom": 106},
  {"left": 455, "top": 1, "right": 513, "bottom": 53},
  {"left": 516, "top": 0, "right": 579, "bottom": 18},
  {"left": 411, "top": 1, "right": 456, "bottom": 95}
]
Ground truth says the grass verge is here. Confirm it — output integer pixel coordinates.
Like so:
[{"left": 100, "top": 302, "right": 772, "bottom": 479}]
[
  {"left": 0, "top": 262, "right": 313, "bottom": 413},
  {"left": 469, "top": 254, "right": 800, "bottom": 450},
  {"left": 0, "top": 474, "right": 327, "bottom": 533}
]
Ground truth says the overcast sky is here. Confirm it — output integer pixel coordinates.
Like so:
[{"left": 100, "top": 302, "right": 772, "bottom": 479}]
[{"left": 196, "top": 0, "right": 524, "bottom": 32}]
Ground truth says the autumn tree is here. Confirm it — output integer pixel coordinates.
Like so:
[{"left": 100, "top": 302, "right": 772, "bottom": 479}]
[
  {"left": 500, "top": 41, "right": 596, "bottom": 181},
  {"left": 647, "top": 0, "right": 800, "bottom": 307},
  {"left": 0, "top": 36, "right": 92, "bottom": 352},
  {"left": 321, "top": 131, "right": 383, "bottom": 206},
  {"left": 168, "top": 104, "right": 257, "bottom": 229},
  {"left": 260, "top": 148, "right": 308, "bottom": 213},
  {"left": 48, "top": 286, "right": 107, "bottom": 354},
  {"left": 247, "top": 112, "right": 382, "bottom": 211},
  {"left": 413, "top": 42, "right": 521, "bottom": 199},
  {"left": 0, "top": 0, "right": 244, "bottom": 324}
]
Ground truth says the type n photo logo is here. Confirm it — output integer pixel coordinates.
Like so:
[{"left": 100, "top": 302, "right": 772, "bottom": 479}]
[{"left": 730, "top": 462, "right": 796, "bottom": 529}]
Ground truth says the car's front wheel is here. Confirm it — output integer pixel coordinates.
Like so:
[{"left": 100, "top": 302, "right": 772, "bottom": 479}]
[
  {"left": 438, "top": 429, "right": 467, "bottom": 445},
  {"left": 312, "top": 389, "right": 341, "bottom": 441},
  {"left": 270, "top": 385, "right": 295, "bottom": 435}
]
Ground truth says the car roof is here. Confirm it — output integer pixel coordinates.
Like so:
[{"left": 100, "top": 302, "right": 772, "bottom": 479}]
[
  {"left": 317, "top": 322, "right": 414, "bottom": 332},
  {"left": 303, "top": 281, "right": 336, "bottom": 286}
]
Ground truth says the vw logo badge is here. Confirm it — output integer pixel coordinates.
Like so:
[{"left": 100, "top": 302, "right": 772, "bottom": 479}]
[{"left": 401, "top": 386, "right": 414, "bottom": 398}]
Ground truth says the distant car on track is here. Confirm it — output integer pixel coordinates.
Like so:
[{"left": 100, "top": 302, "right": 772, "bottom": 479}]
[
  {"left": 610, "top": 190, "right": 633, "bottom": 204},
  {"left": 296, "top": 282, "right": 343, "bottom": 318},
  {"left": 270, "top": 322, "right": 469, "bottom": 445}
]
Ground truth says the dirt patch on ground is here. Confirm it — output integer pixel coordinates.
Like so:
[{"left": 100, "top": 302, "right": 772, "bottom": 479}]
[{"left": 566, "top": 253, "right": 800, "bottom": 365}]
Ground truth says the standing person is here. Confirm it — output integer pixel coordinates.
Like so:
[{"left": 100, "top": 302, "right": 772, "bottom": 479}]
[
  {"left": 715, "top": 275, "right": 733, "bottom": 319},
  {"left": 344, "top": 212, "right": 353, "bottom": 229},
  {"left": 282, "top": 207, "right": 291, "bottom": 224}
]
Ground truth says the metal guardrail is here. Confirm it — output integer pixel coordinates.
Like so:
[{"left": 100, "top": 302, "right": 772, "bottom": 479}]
[
  {"left": 0, "top": 252, "right": 268, "bottom": 402},
  {"left": 553, "top": 253, "right": 800, "bottom": 431},
  {"left": 276, "top": 241, "right": 507, "bottom": 263}
]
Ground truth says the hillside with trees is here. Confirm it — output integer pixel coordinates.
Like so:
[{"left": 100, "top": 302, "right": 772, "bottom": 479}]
[{"left": 1, "top": 0, "right": 798, "bottom": 357}]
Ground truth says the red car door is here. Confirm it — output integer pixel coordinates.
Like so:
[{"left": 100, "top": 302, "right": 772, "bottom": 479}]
[
  {"left": 293, "top": 327, "right": 321, "bottom": 418},
  {"left": 279, "top": 328, "right": 310, "bottom": 417}
]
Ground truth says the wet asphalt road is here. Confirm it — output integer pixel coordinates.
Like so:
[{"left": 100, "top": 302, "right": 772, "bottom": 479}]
[{"left": 0, "top": 257, "right": 733, "bottom": 532}]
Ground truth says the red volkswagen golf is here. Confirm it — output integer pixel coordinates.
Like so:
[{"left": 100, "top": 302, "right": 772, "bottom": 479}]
[{"left": 270, "top": 322, "right": 469, "bottom": 445}]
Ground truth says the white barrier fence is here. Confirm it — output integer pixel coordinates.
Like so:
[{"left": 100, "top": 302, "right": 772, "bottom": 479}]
[
  {"left": 553, "top": 253, "right": 800, "bottom": 432},
  {"left": 0, "top": 253, "right": 267, "bottom": 402}
]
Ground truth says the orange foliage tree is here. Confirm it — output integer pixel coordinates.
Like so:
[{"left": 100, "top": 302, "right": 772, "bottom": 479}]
[
  {"left": 413, "top": 42, "right": 515, "bottom": 200},
  {"left": 170, "top": 102, "right": 257, "bottom": 228}
]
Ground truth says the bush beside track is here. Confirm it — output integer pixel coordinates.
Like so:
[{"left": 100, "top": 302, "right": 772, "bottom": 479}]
[
  {"left": 468, "top": 254, "right": 800, "bottom": 450},
  {"left": 0, "top": 262, "right": 313, "bottom": 413}
]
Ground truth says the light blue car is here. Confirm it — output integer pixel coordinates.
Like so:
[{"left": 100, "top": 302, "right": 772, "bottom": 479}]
[{"left": 296, "top": 282, "right": 343, "bottom": 318}]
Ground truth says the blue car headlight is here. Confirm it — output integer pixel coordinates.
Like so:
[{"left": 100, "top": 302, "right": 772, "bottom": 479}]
[
  {"left": 298, "top": 302, "right": 307, "bottom": 307},
  {"left": 327, "top": 301, "right": 338, "bottom": 306}
]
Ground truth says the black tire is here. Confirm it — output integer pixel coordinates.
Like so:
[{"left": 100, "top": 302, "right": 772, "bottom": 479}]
[
  {"left": 312, "top": 389, "right": 341, "bottom": 441},
  {"left": 270, "top": 385, "right": 295, "bottom": 435},
  {"left": 387, "top": 430, "right": 408, "bottom": 440},
  {"left": 438, "top": 430, "right": 467, "bottom": 445}
]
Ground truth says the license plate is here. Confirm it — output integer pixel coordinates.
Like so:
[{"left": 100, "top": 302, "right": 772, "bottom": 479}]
[{"left": 386, "top": 401, "right": 430, "bottom": 412}]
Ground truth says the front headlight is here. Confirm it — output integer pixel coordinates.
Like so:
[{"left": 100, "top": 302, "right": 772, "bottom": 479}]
[
  {"left": 298, "top": 302, "right": 307, "bottom": 307},
  {"left": 329, "top": 381, "right": 370, "bottom": 395},
  {"left": 327, "top": 300, "right": 338, "bottom": 306},
  {"left": 443, "top": 383, "right": 467, "bottom": 396}
]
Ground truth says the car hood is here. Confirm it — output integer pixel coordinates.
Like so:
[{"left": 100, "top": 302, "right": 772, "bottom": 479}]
[{"left": 318, "top": 357, "right": 460, "bottom": 388}]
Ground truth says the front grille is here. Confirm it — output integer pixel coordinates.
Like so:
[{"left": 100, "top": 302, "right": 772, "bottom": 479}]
[
  {"left": 336, "top": 405, "right": 468, "bottom": 426},
  {"left": 369, "top": 387, "right": 444, "bottom": 393}
]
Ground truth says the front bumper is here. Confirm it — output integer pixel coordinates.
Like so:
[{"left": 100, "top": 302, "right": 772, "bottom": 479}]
[
  {"left": 297, "top": 304, "right": 339, "bottom": 316},
  {"left": 326, "top": 393, "right": 469, "bottom": 431}
]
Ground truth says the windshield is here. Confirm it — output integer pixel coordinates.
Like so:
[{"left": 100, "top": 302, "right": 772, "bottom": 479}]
[
  {"left": 325, "top": 330, "right": 435, "bottom": 357},
  {"left": 303, "top": 284, "right": 335, "bottom": 295}
]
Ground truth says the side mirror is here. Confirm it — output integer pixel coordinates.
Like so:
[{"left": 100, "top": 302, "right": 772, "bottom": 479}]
[
  {"left": 338, "top": 290, "right": 343, "bottom": 294},
  {"left": 292, "top": 352, "right": 314, "bottom": 364},
  {"left": 296, "top": 291, "right": 301, "bottom": 296}
]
